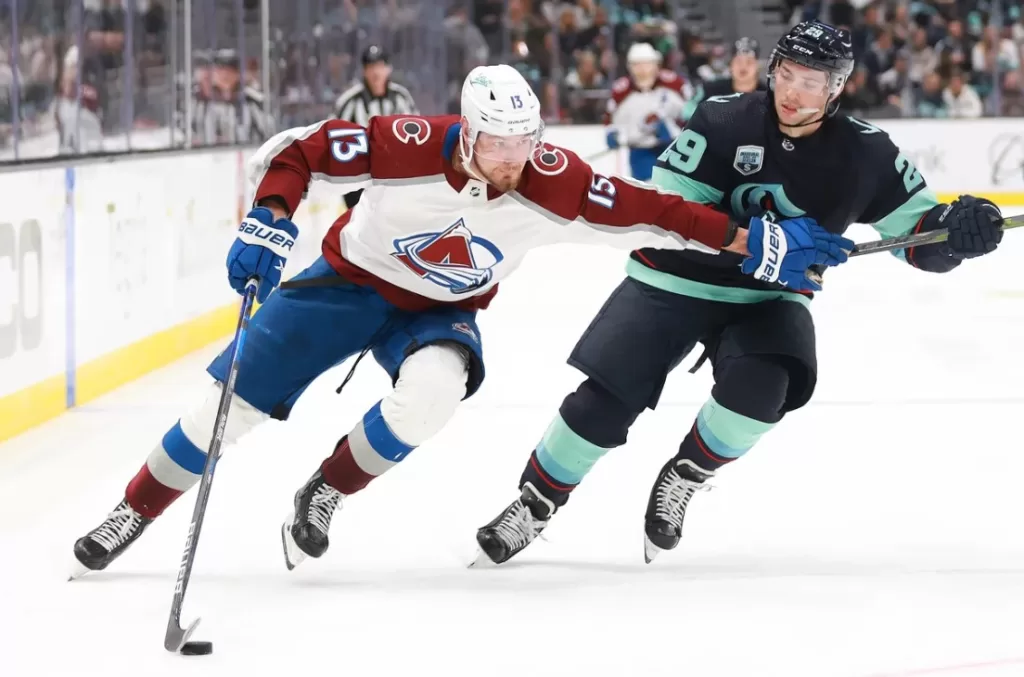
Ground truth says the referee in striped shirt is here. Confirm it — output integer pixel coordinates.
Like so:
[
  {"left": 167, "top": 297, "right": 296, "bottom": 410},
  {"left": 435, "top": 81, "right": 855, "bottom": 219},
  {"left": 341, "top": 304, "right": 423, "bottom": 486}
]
[{"left": 336, "top": 45, "right": 419, "bottom": 208}]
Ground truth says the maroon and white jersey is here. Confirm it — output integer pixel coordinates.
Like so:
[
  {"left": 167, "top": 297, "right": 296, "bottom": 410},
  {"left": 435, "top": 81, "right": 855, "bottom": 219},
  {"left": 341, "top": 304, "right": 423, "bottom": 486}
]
[
  {"left": 604, "top": 71, "right": 693, "bottom": 148},
  {"left": 248, "top": 114, "right": 730, "bottom": 312}
]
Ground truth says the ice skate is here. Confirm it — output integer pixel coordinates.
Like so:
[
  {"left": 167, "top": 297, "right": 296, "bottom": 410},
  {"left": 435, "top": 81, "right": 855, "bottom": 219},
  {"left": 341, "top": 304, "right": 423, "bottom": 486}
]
[
  {"left": 472, "top": 482, "right": 554, "bottom": 566},
  {"left": 281, "top": 468, "right": 344, "bottom": 570},
  {"left": 643, "top": 459, "right": 714, "bottom": 563},
  {"left": 70, "top": 499, "right": 152, "bottom": 579}
]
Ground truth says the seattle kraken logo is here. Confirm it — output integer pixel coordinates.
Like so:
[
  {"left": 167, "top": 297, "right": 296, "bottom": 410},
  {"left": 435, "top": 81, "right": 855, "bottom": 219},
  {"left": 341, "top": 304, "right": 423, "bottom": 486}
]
[
  {"left": 730, "top": 183, "right": 805, "bottom": 220},
  {"left": 392, "top": 219, "right": 504, "bottom": 294}
]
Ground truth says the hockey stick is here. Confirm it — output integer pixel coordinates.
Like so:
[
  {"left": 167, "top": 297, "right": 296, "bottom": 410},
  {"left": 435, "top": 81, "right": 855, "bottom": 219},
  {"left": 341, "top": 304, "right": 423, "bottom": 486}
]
[
  {"left": 164, "top": 277, "right": 260, "bottom": 656},
  {"left": 583, "top": 146, "right": 617, "bottom": 163},
  {"left": 848, "top": 213, "right": 1024, "bottom": 257},
  {"left": 806, "top": 213, "right": 1022, "bottom": 286}
]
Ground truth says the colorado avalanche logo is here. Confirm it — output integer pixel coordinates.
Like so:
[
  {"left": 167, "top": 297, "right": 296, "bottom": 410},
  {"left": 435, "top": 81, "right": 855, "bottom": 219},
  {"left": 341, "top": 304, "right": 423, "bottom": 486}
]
[
  {"left": 393, "top": 118, "right": 431, "bottom": 145},
  {"left": 392, "top": 219, "right": 504, "bottom": 294},
  {"left": 530, "top": 145, "right": 570, "bottom": 176}
]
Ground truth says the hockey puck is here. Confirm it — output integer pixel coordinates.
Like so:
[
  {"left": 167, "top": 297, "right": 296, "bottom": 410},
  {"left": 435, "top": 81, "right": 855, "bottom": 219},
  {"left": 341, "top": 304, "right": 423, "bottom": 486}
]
[{"left": 180, "top": 641, "right": 213, "bottom": 656}]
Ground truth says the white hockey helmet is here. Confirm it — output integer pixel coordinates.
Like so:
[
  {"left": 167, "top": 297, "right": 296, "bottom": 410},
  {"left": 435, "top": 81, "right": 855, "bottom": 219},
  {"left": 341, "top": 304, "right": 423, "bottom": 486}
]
[
  {"left": 460, "top": 64, "right": 542, "bottom": 166},
  {"left": 626, "top": 42, "right": 662, "bottom": 65}
]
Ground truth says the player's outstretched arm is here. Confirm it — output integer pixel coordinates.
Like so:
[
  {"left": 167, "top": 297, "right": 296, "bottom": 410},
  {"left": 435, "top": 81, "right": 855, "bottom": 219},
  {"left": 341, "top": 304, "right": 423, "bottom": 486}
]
[{"left": 572, "top": 160, "right": 741, "bottom": 253}]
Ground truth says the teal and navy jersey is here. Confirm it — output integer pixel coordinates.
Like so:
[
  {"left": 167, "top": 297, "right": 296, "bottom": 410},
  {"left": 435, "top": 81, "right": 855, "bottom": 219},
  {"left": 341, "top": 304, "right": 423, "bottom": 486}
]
[
  {"left": 680, "top": 77, "right": 768, "bottom": 122},
  {"left": 632, "top": 91, "right": 948, "bottom": 304}
]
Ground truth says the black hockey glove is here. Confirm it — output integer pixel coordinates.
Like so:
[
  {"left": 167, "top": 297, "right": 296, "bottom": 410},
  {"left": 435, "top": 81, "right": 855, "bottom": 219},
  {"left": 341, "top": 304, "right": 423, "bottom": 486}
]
[{"left": 943, "top": 195, "right": 1003, "bottom": 260}]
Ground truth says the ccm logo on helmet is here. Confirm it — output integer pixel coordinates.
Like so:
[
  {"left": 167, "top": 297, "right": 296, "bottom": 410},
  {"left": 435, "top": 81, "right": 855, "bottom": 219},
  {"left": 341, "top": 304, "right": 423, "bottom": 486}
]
[{"left": 393, "top": 118, "right": 431, "bottom": 145}]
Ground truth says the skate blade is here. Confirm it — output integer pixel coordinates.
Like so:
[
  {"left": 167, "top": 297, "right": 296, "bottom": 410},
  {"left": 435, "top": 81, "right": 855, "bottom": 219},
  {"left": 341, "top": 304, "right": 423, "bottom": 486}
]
[
  {"left": 280, "top": 512, "right": 307, "bottom": 571},
  {"left": 68, "top": 557, "right": 94, "bottom": 581},
  {"left": 643, "top": 534, "right": 663, "bottom": 564},
  {"left": 468, "top": 548, "right": 498, "bottom": 569}
]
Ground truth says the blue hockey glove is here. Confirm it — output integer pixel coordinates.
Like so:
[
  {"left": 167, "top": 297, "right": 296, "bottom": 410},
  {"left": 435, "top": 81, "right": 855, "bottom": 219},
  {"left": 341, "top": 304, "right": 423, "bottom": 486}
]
[
  {"left": 741, "top": 215, "right": 854, "bottom": 292},
  {"left": 226, "top": 206, "right": 299, "bottom": 303},
  {"left": 650, "top": 119, "right": 673, "bottom": 145},
  {"left": 606, "top": 129, "right": 620, "bottom": 150},
  {"left": 942, "top": 195, "right": 1003, "bottom": 259}
]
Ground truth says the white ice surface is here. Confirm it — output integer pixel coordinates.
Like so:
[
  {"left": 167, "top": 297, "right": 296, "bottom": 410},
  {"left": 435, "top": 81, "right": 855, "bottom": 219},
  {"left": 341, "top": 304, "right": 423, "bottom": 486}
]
[{"left": 2, "top": 229, "right": 1024, "bottom": 677}]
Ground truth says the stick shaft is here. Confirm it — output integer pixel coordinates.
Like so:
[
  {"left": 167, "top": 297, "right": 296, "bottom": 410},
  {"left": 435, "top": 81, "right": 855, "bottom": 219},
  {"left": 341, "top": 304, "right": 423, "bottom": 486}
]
[
  {"left": 851, "top": 213, "right": 1023, "bottom": 257},
  {"left": 163, "top": 279, "right": 259, "bottom": 653}
]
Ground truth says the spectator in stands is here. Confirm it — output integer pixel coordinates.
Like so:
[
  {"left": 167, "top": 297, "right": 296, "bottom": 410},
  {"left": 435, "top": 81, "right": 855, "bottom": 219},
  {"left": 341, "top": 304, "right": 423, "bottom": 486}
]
[
  {"left": 838, "top": 65, "right": 878, "bottom": 117},
  {"left": 908, "top": 26, "right": 939, "bottom": 86},
  {"left": 890, "top": 3, "right": 912, "bottom": 48},
  {"left": 445, "top": 3, "right": 491, "bottom": 112},
  {"left": 936, "top": 18, "right": 971, "bottom": 77},
  {"left": 696, "top": 43, "right": 730, "bottom": 83},
  {"left": 556, "top": 6, "right": 581, "bottom": 57},
  {"left": 84, "top": 0, "right": 127, "bottom": 132},
  {"left": 943, "top": 67, "right": 983, "bottom": 118},
  {"left": 565, "top": 48, "right": 606, "bottom": 90},
  {"left": 563, "top": 49, "right": 606, "bottom": 123},
  {"left": 56, "top": 45, "right": 104, "bottom": 153},
  {"left": 864, "top": 28, "right": 897, "bottom": 83},
  {"left": 1010, "top": 6, "right": 1024, "bottom": 45},
  {"left": 973, "top": 24, "right": 1020, "bottom": 75},
  {"left": 915, "top": 70, "right": 948, "bottom": 117},
  {"left": 1001, "top": 69, "right": 1024, "bottom": 116},
  {"left": 474, "top": 0, "right": 507, "bottom": 59},
  {"left": 876, "top": 48, "right": 911, "bottom": 115},
  {"left": 850, "top": 2, "right": 883, "bottom": 57}
]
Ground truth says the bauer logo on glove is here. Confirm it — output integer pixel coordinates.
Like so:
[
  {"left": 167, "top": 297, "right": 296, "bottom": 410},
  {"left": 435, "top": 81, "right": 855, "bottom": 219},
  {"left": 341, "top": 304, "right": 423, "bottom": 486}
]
[
  {"left": 226, "top": 206, "right": 300, "bottom": 303},
  {"left": 741, "top": 214, "right": 853, "bottom": 292},
  {"left": 237, "top": 219, "right": 296, "bottom": 254}
]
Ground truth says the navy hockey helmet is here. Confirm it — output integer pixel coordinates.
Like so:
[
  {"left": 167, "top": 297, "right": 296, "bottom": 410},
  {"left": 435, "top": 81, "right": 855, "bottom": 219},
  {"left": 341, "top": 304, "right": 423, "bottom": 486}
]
[
  {"left": 732, "top": 37, "right": 760, "bottom": 59},
  {"left": 769, "top": 20, "right": 854, "bottom": 116}
]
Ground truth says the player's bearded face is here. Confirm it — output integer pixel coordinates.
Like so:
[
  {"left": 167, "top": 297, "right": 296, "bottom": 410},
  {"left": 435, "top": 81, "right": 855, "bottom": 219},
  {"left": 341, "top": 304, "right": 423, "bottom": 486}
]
[
  {"left": 471, "top": 131, "right": 534, "bottom": 191},
  {"left": 773, "top": 60, "right": 832, "bottom": 126}
]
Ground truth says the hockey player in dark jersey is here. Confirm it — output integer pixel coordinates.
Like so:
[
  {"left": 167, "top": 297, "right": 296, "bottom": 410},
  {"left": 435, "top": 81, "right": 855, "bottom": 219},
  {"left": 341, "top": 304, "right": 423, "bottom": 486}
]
[
  {"left": 473, "top": 20, "right": 1006, "bottom": 566},
  {"left": 682, "top": 37, "right": 768, "bottom": 123}
]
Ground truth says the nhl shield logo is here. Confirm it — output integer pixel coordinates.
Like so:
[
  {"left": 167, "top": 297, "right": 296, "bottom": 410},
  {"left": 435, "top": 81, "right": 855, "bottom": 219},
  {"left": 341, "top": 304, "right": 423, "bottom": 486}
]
[{"left": 733, "top": 145, "right": 764, "bottom": 176}]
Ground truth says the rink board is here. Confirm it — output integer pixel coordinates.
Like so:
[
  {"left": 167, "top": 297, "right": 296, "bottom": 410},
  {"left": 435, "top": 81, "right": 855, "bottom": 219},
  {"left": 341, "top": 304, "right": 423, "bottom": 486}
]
[
  {"left": 1, "top": 118, "right": 1022, "bottom": 441},
  {"left": 0, "top": 151, "right": 335, "bottom": 441}
]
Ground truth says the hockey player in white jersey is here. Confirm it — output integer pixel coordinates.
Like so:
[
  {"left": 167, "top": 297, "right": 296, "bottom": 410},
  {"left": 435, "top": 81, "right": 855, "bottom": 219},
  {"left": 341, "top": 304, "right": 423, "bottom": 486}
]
[
  {"left": 604, "top": 42, "right": 693, "bottom": 181},
  {"left": 69, "top": 64, "right": 853, "bottom": 576}
]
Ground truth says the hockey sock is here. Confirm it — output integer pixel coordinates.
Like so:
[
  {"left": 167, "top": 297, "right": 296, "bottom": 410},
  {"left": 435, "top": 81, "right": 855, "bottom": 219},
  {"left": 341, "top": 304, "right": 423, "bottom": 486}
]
[
  {"left": 675, "top": 396, "right": 777, "bottom": 472},
  {"left": 124, "top": 383, "right": 268, "bottom": 519},
  {"left": 518, "top": 414, "right": 614, "bottom": 508},
  {"left": 321, "top": 401, "right": 413, "bottom": 495},
  {"left": 126, "top": 422, "right": 204, "bottom": 519}
]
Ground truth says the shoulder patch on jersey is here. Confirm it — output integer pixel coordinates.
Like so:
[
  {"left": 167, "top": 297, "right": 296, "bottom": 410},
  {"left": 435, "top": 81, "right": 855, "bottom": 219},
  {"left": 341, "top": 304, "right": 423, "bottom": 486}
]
[
  {"left": 733, "top": 145, "right": 764, "bottom": 176},
  {"left": 530, "top": 145, "right": 570, "bottom": 176},
  {"left": 392, "top": 117, "right": 431, "bottom": 145}
]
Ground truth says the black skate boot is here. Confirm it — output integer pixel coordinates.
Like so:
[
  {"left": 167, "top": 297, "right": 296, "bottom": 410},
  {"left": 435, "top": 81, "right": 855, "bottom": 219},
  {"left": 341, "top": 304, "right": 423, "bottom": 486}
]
[
  {"left": 473, "top": 482, "right": 555, "bottom": 566},
  {"left": 280, "top": 468, "right": 344, "bottom": 570},
  {"left": 71, "top": 499, "right": 152, "bottom": 579},
  {"left": 643, "top": 458, "right": 714, "bottom": 563}
]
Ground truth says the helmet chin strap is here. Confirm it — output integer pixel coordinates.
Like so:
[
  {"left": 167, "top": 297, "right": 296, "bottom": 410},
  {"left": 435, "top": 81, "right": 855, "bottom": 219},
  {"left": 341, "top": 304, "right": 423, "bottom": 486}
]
[{"left": 458, "top": 130, "right": 490, "bottom": 184}]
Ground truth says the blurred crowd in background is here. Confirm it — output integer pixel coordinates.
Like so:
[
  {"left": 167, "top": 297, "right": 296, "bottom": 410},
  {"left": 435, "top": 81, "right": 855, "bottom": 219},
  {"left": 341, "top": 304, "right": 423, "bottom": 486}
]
[{"left": 1, "top": 0, "right": 1022, "bottom": 162}]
